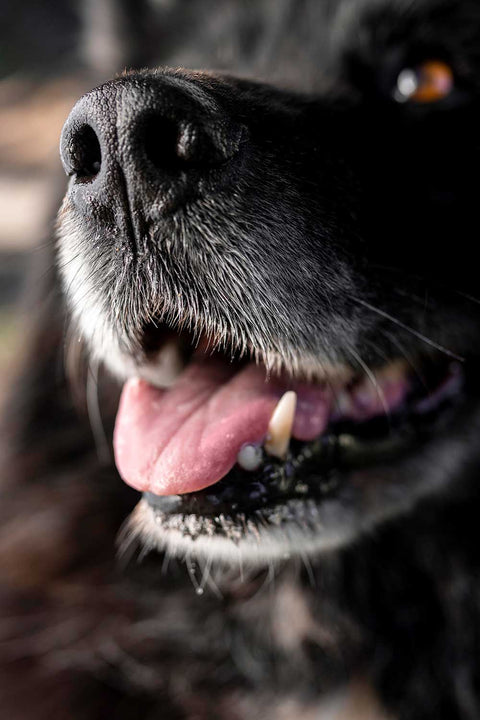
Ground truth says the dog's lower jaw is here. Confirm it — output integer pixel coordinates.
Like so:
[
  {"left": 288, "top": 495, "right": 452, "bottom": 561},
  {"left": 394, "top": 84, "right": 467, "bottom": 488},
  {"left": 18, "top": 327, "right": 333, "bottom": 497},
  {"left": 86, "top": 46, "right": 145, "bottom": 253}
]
[
  {"left": 120, "top": 406, "right": 472, "bottom": 571},
  {"left": 122, "top": 495, "right": 358, "bottom": 571}
]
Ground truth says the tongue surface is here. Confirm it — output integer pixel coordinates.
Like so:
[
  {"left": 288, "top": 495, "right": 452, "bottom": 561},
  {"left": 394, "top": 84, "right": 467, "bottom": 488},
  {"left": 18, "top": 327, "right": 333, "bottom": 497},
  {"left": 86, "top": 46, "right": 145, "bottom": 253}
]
[{"left": 114, "top": 359, "right": 285, "bottom": 495}]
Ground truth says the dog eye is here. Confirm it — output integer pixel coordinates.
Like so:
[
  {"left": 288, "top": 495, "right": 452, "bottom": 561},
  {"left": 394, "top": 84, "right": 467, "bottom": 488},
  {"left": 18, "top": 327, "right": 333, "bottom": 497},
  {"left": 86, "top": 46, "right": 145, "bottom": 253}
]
[{"left": 394, "top": 60, "right": 454, "bottom": 103}]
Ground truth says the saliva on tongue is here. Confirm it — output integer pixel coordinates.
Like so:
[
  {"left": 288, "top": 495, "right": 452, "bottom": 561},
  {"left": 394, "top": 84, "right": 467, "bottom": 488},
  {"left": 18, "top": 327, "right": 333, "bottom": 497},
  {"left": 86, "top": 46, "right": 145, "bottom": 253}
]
[{"left": 113, "top": 355, "right": 408, "bottom": 496}]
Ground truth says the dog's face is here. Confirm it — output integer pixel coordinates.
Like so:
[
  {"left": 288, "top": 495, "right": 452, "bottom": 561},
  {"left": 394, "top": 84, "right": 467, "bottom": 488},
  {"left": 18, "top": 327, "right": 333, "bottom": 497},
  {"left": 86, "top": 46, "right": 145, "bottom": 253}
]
[{"left": 57, "top": 0, "right": 480, "bottom": 565}]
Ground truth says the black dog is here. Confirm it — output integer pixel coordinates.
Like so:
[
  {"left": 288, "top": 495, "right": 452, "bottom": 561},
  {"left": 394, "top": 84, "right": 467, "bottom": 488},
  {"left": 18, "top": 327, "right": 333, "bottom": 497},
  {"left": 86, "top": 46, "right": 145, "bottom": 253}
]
[{"left": 3, "top": 0, "right": 480, "bottom": 718}]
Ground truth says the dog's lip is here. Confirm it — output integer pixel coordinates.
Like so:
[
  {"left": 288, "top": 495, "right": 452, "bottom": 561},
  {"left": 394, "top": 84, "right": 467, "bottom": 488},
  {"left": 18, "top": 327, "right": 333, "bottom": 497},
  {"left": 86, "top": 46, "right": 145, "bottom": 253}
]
[{"left": 114, "top": 318, "right": 461, "bottom": 502}]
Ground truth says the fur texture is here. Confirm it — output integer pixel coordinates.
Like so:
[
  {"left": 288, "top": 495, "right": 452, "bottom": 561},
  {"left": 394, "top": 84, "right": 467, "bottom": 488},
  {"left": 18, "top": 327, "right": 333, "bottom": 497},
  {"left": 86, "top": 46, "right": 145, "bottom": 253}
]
[{"left": 3, "top": 1, "right": 480, "bottom": 718}]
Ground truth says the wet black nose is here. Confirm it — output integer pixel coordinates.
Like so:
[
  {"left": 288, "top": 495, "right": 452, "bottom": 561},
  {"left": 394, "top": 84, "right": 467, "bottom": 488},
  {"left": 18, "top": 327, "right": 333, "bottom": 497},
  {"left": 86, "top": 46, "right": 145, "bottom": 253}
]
[{"left": 60, "top": 73, "right": 244, "bottom": 216}]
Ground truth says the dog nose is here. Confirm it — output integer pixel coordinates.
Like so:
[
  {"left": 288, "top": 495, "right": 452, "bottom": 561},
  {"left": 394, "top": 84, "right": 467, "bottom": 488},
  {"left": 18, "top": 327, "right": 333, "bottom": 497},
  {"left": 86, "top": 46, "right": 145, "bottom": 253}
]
[{"left": 60, "top": 74, "right": 244, "bottom": 215}]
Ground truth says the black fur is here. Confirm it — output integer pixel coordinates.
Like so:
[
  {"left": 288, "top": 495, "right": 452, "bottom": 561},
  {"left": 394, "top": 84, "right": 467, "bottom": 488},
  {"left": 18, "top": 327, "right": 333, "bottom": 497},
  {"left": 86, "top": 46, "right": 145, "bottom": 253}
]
[{"left": 3, "top": 1, "right": 480, "bottom": 718}]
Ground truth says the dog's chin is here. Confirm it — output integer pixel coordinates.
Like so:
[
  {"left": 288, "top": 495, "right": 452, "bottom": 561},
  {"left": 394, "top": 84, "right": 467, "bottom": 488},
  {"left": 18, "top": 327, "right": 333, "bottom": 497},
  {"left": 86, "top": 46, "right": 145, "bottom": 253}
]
[{"left": 110, "top": 320, "right": 471, "bottom": 569}]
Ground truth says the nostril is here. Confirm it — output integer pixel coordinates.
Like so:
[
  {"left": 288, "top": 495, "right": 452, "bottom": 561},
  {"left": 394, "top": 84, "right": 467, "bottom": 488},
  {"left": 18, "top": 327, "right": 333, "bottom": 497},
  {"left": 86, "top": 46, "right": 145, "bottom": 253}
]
[
  {"left": 68, "top": 124, "right": 102, "bottom": 181},
  {"left": 143, "top": 115, "right": 185, "bottom": 171},
  {"left": 140, "top": 108, "right": 244, "bottom": 174}
]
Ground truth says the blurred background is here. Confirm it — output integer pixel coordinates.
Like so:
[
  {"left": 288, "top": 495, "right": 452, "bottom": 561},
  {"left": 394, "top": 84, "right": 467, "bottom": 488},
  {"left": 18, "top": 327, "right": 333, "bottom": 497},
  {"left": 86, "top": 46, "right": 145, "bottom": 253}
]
[
  {"left": 0, "top": 0, "right": 189, "bottom": 401},
  {"left": 1, "top": 4, "right": 76, "bottom": 393}
]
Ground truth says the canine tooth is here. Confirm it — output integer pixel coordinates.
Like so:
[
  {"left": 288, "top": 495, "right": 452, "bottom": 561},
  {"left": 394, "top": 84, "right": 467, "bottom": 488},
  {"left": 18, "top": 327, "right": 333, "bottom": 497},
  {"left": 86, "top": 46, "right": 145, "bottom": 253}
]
[
  {"left": 237, "top": 444, "right": 263, "bottom": 471},
  {"left": 264, "top": 391, "right": 297, "bottom": 460}
]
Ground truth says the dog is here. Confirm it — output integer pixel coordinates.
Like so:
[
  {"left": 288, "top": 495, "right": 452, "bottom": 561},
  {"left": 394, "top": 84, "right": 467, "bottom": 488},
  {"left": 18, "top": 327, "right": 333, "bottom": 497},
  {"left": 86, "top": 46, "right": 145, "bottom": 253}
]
[{"left": 2, "top": 0, "right": 480, "bottom": 717}]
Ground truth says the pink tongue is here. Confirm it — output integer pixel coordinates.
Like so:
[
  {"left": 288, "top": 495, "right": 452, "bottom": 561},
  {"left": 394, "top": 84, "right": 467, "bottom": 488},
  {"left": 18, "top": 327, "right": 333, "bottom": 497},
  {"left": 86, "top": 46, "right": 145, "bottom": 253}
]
[{"left": 114, "top": 359, "right": 288, "bottom": 495}]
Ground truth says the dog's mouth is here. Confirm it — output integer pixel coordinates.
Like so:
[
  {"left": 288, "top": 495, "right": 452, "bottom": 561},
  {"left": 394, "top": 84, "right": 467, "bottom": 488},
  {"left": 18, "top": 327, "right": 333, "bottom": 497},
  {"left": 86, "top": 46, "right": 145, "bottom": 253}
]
[{"left": 113, "top": 322, "right": 464, "bottom": 551}]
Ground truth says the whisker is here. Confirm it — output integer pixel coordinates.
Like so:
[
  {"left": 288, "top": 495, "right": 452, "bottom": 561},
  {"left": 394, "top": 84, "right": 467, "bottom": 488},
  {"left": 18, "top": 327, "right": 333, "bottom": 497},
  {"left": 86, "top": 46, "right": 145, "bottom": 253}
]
[
  {"left": 456, "top": 290, "right": 480, "bottom": 306},
  {"left": 352, "top": 297, "right": 464, "bottom": 362},
  {"left": 382, "top": 329, "right": 428, "bottom": 390},
  {"left": 161, "top": 546, "right": 172, "bottom": 576},
  {"left": 299, "top": 550, "right": 316, "bottom": 588},
  {"left": 86, "top": 360, "right": 111, "bottom": 465},
  {"left": 185, "top": 554, "right": 203, "bottom": 594},
  {"left": 201, "top": 554, "right": 223, "bottom": 599},
  {"left": 347, "top": 345, "right": 390, "bottom": 419}
]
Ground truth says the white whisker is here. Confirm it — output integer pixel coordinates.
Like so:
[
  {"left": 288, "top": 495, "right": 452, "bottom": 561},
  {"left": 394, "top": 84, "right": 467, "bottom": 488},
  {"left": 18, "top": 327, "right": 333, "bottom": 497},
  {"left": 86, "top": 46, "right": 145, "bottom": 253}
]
[
  {"left": 352, "top": 296, "right": 464, "bottom": 362},
  {"left": 86, "top": 360, "right": 111, "bottom": 465}
]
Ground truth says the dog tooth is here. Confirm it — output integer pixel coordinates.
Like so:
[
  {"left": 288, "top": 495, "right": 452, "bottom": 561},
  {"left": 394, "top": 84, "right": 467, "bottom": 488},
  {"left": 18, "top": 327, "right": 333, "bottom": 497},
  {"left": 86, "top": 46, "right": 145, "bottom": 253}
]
[
  {"left": 237, "top": 444, "right": 263, "bottom": 471},
  {"left": 264, "top": 391, "right": 297, "bottom": 460},
  {"left": 376, "top": 359, "right": 408, "bottom": 382},
  {"left": 143, "top": 339, "right": 184, "bottom": 387},
  {"left": 331, "top": 389, "right": 354, "bottom": 419}
]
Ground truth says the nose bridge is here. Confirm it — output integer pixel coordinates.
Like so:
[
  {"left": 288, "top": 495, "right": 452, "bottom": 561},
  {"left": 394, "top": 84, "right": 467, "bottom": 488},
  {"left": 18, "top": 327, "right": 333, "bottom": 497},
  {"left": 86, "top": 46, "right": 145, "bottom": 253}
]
[{"left": 115, "top": 76, "right": 227, "bottom": 172}]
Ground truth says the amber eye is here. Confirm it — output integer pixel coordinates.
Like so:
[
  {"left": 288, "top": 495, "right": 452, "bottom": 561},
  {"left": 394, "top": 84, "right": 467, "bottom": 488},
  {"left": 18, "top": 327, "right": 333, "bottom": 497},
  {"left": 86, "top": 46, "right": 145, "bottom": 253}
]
[{"left": 394, "top": 60, "right": 454, "bottom": 103}]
